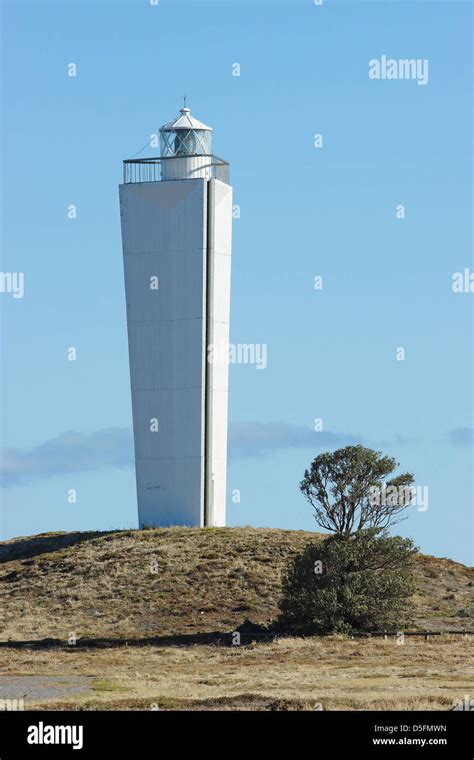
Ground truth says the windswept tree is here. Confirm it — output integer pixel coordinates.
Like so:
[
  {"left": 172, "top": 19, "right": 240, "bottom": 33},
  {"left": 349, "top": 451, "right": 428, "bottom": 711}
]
[{"left": 300, "top": 445, "right": 414, "bottom": 534}]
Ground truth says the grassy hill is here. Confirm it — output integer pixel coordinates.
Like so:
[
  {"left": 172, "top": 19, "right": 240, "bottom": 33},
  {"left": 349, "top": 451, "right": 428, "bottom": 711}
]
[{"left": 1, "top": 527, "right": 472, "bottom": 643}]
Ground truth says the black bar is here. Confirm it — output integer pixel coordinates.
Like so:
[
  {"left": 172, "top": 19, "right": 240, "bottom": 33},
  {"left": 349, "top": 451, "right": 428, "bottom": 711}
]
[{"left": 0, "top": 710, "right": 472, "bottom": 759}]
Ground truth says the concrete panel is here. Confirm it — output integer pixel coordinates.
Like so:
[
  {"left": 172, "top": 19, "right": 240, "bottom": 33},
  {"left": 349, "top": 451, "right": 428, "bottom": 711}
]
[
  {"left": 204, "top": 179, "right": 233, "bottom": 527},
  {"left": 213, "top": 180, "right": 233, "bottom": 254},
  {"left": 119, "top": 180, "right": 207, "bottom": 254},
  {"left": 136, "top": 458, "right": 203, "bottom": 527},
  {"left": 208, "top": 319, "right": 231, "bottom": 392},
  {"left": 131, "top": 388, "right": 204, "bottom": 460},
  {"left": 127, "top": 320, "right": 204, "bottom": 391},
  {"left": 208, "top": 388, "right": 229, "bottom": 460},
  {"left": 123, "top": 250, "right": 205, "bottom": 322},
  {"left": 121, "top": 177, "right": 208, "bottom": 528},
  {"left": 209, "top": 252, "right": 232, "bottom": 324},
  {"left": 209, "top": 458, "right": 227, "bottom": 527}
]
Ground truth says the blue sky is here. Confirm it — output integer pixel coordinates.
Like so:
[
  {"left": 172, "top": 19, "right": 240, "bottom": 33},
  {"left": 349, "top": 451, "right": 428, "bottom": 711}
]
[{"left": 1, "top": 0, "right": 472, "bottom": 564}]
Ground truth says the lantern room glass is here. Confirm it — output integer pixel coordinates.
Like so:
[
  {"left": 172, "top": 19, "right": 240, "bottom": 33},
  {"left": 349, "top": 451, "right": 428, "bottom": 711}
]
[{"left": 160, "top": 129, "right": 211, "bottom": 158}]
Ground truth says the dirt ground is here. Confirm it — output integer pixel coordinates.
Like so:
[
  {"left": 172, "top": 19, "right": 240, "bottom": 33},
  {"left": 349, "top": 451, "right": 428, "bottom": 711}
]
[{"left": 1, "top": 635, "right": 472, "bottom": 711}]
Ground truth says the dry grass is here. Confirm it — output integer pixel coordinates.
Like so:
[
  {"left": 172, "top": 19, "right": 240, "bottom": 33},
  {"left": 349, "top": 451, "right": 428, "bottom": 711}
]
[
  {"left": 0, "top": 527, "right": 472, "bottom": 643},
  {"left": 0, "top": 636, "right": 472, "bottom": 711},
  {"left": 0, "top": 527, "right": 472, "bottom": 711}
]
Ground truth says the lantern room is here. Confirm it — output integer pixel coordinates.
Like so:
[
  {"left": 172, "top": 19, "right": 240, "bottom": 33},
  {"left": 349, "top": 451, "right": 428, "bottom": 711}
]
[{"left": 159, "top": 106, "right": 212, "bottom": 157}]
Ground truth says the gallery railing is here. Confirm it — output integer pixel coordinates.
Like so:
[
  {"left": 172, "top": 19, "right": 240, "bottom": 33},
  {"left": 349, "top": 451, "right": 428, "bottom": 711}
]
[{"left": 123, "top": 155, "right": 230, "bottom": 185}]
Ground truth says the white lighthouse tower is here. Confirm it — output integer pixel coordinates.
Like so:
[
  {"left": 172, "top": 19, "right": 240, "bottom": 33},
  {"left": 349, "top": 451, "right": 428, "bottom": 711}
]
[{"left": 119, "top": 104, "right": 233, "bottom": 527}]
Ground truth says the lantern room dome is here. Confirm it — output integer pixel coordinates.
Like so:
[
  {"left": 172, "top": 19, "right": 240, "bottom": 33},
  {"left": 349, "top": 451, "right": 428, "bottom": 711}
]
[{"left": 160, "top": 107, "right": 212, "bottom": 133}]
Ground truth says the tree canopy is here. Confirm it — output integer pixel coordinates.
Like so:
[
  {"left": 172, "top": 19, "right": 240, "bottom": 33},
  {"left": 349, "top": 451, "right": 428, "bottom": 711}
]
[{"left": 300, "top": 445, "right": 414, "bottom": 534}]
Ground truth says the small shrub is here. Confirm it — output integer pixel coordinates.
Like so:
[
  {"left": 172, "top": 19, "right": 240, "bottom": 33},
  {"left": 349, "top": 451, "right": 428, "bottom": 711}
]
[{"left": 278, "top": 530, "right": 417, "bottom": 634}]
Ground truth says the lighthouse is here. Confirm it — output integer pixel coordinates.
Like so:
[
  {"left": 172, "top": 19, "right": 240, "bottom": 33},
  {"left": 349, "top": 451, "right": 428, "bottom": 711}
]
[{"left": 119, "top": 104, "right": 233, "bottom": 527}]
